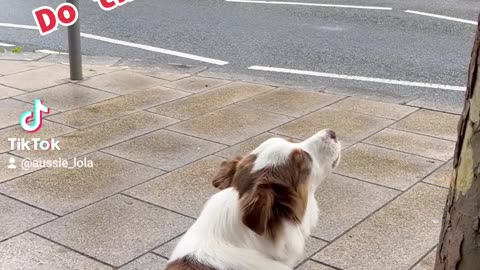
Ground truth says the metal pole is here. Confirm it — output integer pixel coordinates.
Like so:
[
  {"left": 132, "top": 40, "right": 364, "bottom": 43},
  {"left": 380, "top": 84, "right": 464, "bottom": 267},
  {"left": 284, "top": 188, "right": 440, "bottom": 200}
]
[{"left": 67, "top": 0, "right": 83, "bottom": 80}]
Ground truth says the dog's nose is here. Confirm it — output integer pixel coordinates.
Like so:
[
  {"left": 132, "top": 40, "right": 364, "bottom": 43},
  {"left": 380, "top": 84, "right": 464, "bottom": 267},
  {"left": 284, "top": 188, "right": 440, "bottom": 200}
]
[{"left": 326, "top": 129, "right": 337, "bottom": 141}]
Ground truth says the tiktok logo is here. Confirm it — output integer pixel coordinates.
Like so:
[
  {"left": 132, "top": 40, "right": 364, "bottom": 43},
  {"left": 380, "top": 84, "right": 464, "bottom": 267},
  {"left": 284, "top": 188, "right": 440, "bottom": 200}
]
[{"left": 19, "top": 99, "right": 50, "bottom": 133}]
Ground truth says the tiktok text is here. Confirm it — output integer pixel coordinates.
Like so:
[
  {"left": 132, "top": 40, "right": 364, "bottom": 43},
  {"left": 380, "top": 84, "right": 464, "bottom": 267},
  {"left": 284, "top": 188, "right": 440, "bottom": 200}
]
[{"left": 8, "top": 138, "right": 61, "bottom": 151}]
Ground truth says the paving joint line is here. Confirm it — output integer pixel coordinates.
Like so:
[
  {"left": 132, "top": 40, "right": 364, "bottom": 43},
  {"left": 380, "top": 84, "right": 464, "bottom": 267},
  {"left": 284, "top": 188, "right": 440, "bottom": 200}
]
[
  {"left": 405, "top": 105, "right": 461, "bottom": 116},
  {"left": 0, "top": 214, "right": 60, "bottom": 244},
  {"left": 360, "top": 141, "right": 448, "bottom": 162},
  {"left": 120, "top": 193, "right": 197, "bottom": 220},
  {"left": 389, "top": 127, "right": 457, "bottom": 142},
  {"left": 69, "top": 81, "right": 124, "bottom": 97},
  {"left": 332, "top": 172, "right": 403, "bottom": 192},
  {"left": 422, "top": 180, "right": 449, "bottom": 190},
  {"left": 98, "top": 150, "right": 167, "bottom": 171},
  {"left": 264, "top": 95, "right": 350, "bottom": 137},
  {"left": 28, "top": 231, "right": 117, "bottom": 268},
  {"left": 150, "top": 81, "right": 279, "bottom": 116},
  {"left": 0, "top": 62, "right": 55, "bottom": 76},
  {"left": 0, "top": 191, "right": 60, "bottom": 217},
  {"left": 120, "top": 233, "right": 187, "bottom": 267},
  {"left": 160, "top": 79, "right": 235, "bottom": 93},
  {"left": 308, "top": 258, "right": 344, "bottom": 270},
  {"left": 33, "top": 53, "right": 52, "bottom": 61},
  {"left": 117, "top": 232, "right": 186, "bottom": 268},
  {"left": 41, "top": 118, "right": 79, "bottom": 130},
  {"left": 141, "top": 83, "right": 240, "bottom": 112},
  {"left": 6, "top": 81, "right": 71, "bottom": 96},
  {"left": 408, "top": 245, "right": 437, "bottom": 270},
  {"left": 309, "top": 235, "right": 331, "bottom": 243},
  {"left": 340, "top": 108, "right": 422, "bottom": 153}
]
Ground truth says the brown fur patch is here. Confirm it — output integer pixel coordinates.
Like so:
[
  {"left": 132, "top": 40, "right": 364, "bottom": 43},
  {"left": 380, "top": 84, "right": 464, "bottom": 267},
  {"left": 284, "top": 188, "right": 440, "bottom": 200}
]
[
  {"left": 212, "top": 149, "right": 312, "bottom": 239},
  {"left": 212, "top": 156, "right": 243, "bottom": 190},
  {"left": 165, "top": 256, "right": 218, "bottom": 270}
]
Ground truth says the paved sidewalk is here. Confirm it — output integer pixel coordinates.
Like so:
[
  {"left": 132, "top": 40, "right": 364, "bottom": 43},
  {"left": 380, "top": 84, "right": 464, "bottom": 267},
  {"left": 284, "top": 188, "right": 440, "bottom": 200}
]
[{"left": 0, "top": 53, "right": 459, "bottom": 270}]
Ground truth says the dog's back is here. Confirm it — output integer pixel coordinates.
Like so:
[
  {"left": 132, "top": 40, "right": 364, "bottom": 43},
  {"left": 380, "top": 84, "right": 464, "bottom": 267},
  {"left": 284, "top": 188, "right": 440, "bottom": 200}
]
[{"left": 165, "top": 187, "right": 296, "bottom": 270}]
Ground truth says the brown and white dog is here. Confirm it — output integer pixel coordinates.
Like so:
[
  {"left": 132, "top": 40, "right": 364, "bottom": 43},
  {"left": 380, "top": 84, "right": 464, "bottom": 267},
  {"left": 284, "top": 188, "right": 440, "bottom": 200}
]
[{"left": 165, "top": 129, "right": 341, "bottom": 270}]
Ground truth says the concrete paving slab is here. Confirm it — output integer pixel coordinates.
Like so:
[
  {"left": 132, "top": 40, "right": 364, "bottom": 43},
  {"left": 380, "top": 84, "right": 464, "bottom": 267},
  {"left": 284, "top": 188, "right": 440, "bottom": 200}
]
[
  {"left": 336, "top": 144, "right": 443, "bottom": 190},
  {"left": 0, "top": 60, "right": 53, "bottom": 75},
  {"left": 313, "top": 174, "right": 399, "bottom": 241},
  {"left": 408, "top": 88, "right": 464, "bottom": 114},
  {"left": 392, "top": 109, "right": 459, "bottom": 141},
  {"left": 169, "top": 105, "right": 292, "bottom": 145},
  {"left": 0, "top": 152, "right": 163, "bottom": 215},
  {"left": 153, "top": 237, "right": 180, "bottom": 258},
  {"left": 163, "top": 76, "right": 231, "bottom": 93},
  {"left": 216, "top": 133, "right": 301, "bottom": 158},
  {"left": 124, "top": 156, "right": 224, "bottom": 217},
  {"left": 328, "top": 97, "right": 417, "bottom": 120},
  {"left": 0, "top": 154, "right": 41, "bottom": 183},
  {"left": 135, "top": 68, "right": 191, "bottom": 81},
  {"left": 13, "top": 111, "right": 178, "bottom": 160},
  {"left": 33, "top": 194, "right": 193, "bottom": 267},
  {"left": 0, "top": 232, "right": 112, "bottom": 270},
  {"left": 0, "top": 65, "right": 69, "bottom": 91},
  {"left": 323, "top": 86, "right": 413, "bottom": 105},
  {"left": 314, "top": 183, "right": 447, "bottom": 270},
  {"left": 423, "top": 160, "right": 453, "bottom": 188},
  {"left": 103, "top": 129, "right": 225, "bottom": 171},
  {"left": 272, "top": 107, "right": 393, "bottom": 147},
  {"left": 48, "top": 86, "right": 188, "bottom": 128},
  {"left": 0, "top": 99, "right": 34, "bottom": 129},
  {"left": 0, "top": 194, "right": 56, "bottom": 241},
  {"left": 79, "top": 64, "right": 126, "bottom": 78},
  {"left": 238, "top": 88, "right": 342, "bottom": 117},
  {"left": 412, "top": 249, "right": 436, "bottom": 270},
  {"left": 79, "top": 70, "right": 168, "bottom": 95},
  {"left": 16, "top": 83, "right": 117, "bottom": 112},
  {"left": 0, "top": 85, "right": 25, "bottom": 99},
  {"left": 365, "top": 128, "right": 455, "bottom": 161},
  {"left": 300, "top": 238, "right": 329, "bottom": 268},
  {"left": 149, "top": 82, "right": 272, "bottom": 120}
]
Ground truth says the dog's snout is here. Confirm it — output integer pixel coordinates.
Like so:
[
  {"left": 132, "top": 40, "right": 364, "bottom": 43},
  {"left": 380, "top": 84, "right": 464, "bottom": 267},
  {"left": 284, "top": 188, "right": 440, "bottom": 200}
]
[{"left": 326, "top": 129, "right": 337, "bottom": 141}]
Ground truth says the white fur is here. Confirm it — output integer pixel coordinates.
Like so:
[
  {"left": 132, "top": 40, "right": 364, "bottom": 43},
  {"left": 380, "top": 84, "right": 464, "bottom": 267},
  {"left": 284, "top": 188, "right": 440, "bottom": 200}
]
[{"left": 169, "top": 130, "right": 340, "bottom": 270}]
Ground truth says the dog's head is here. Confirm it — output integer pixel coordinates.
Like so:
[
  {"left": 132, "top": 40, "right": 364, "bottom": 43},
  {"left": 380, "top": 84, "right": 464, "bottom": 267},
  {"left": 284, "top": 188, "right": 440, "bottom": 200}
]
[{"left": 212, "top": 129, "right": 341, "bottom": 238}]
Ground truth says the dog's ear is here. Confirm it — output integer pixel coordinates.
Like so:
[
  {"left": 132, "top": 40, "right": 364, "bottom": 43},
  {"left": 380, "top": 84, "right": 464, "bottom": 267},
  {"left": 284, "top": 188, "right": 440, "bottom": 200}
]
[
  {"left": 212, "top": 157, "right": 242, "bottom": 190},
  {"left": 240, "top": 149, "right": 311, "bottom": 237},
  {"left": 241, "top": 181, "right": 296, "bottom": 236},
  {"left": 240, "top": 182, "right": 275, "bottom": 235}
]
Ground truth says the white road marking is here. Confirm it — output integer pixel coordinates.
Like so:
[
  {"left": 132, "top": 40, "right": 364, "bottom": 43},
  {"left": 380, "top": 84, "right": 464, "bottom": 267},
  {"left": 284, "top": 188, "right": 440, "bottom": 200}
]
[
  {"left": 249, "top": 65, "right": 466, "bottom": 91},
  {"left": 225, "top": 0, "right": 392, "bottom": 10},
  {"left": 80, "top": 33, "right": 229, "bottom": 65},
  {"left": 405, "top": 10, "right": 477, "bottom": 25},
  {"left": 0, "top": 42, "right": 15, "bottom": 47},
  {"left": 0, "top": 23, "right": 229, "bottom": 65},
  {"left": 0, "top": 23, "right": 38, "bottom": 30},
  {"left": 35, "top": 49, "right": 68, "bottom": 55}
]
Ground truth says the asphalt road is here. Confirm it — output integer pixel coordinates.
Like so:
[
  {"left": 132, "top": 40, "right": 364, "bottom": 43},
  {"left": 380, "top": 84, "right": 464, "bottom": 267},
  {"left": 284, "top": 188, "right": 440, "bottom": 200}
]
[{"left": 1, "top": 0, "right": 479, "bottom": 112}]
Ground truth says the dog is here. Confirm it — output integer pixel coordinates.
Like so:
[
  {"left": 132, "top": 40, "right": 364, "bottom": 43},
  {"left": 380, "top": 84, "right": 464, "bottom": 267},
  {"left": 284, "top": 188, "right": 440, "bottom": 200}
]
[{"left": 165, "top": 129, "right": 341, "bottom": 270}]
